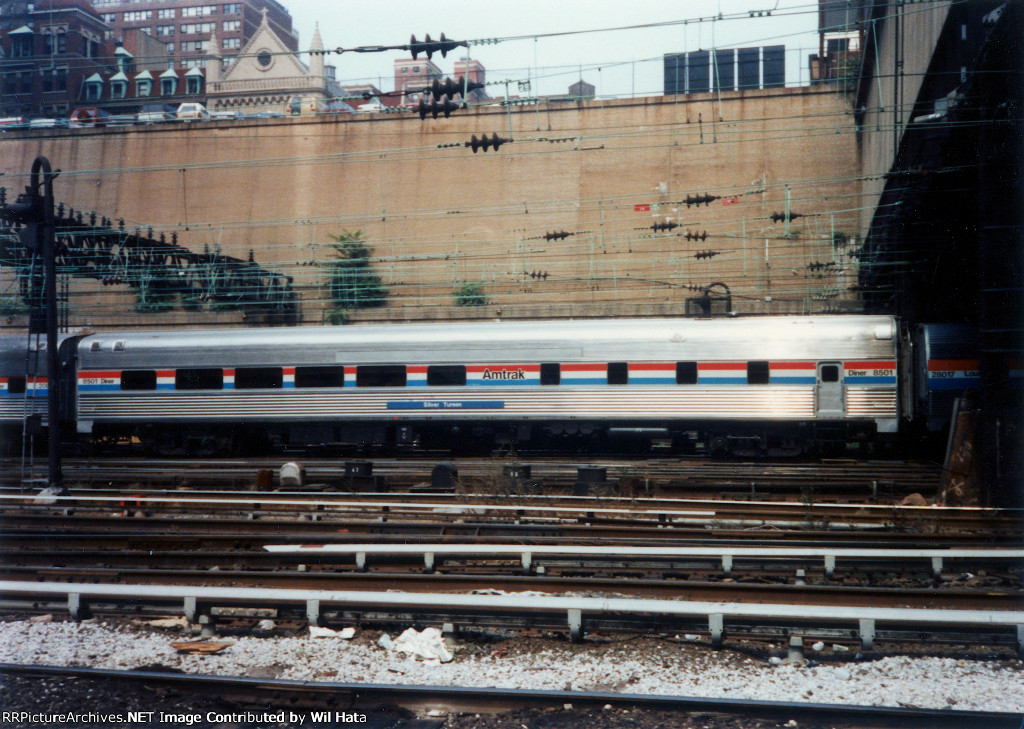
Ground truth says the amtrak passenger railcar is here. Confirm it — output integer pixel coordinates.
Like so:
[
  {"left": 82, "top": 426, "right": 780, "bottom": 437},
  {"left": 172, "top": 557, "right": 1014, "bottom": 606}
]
[
  {"left": 0, "top": 316, "right": 981, "bottom": 457},
  {"left": 66, "top": 315, "right": 903, "bottom": 457}
]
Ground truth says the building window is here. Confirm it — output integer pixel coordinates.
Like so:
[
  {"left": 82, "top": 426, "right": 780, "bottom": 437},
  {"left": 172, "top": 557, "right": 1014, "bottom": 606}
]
[
  {"left": 180, "top": 22, "right": 215, "bottom": 35},
  {"left": 156, "top": 25, "right": 174, "bottom": 36},
  {"left": 44, "top": 31, "right": 67, "bottom": 54},
  {"left": 101, "top": 13, "right": 116, "bottom": 23},
  {"left": 161, "top": 76, "right": 177, "bottom": 95},
  {"left": 111, "top": 79, "right": 127, "bottom": 98},
  {"left": 18, "top": 71, "right": 32, "bottom": 94},
  {"left": 222, "top": 19, "right": 240, "bottom": 32},
  {"left": 158, "top": 8, "right": 175, "bottom": 19},
  {"left": 186, "top": 74, "right": 202, "bottom": 94},
  {"left": 222, "top": 3, "right": 242, "bottom": 13},
  {"left": 11, "top": 34, "right": 33, "bottom": 58},
  {"left": 137, "top": 79, "right": 152, "bottom": 96},
  {"left": 124, "top": 10, "right": 152, "bottom": 21},
  {"left": 182, "top": 5, "right": 216, "bottom": 17},
  {"left": 223, "top": 37, "right": 240, "bottom": 49}
]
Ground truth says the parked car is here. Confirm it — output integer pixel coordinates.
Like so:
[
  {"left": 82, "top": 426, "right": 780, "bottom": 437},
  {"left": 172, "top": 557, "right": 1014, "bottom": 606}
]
[
  {"left": 107, "top": 114, "right": 138, "bottom": 126},
  {"left": 0, "top": 116, "right": 28, "bottom": 130},
  {"left": 136, "top": 105, "right": 176, "bottom": 123},
  {"left": 28, "top": 117, "right": 68, "bottom": 129},
  {"left": 318, "top": 101, "right": 355, "bottom": 115},
  {"left": 210, "top": 109, "right": 244, "bottom": 121},
  {"left": 176, "top": 102, "right": 210, "bottom": 121},
  {"left": 69, "top": 107, "right": 111, "bottom": 128}
]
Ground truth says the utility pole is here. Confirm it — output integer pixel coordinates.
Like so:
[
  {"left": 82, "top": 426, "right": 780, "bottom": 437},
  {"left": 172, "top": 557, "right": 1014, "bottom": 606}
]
[{"left": 5, "top": 157, "right": 61, "bottom": 490}]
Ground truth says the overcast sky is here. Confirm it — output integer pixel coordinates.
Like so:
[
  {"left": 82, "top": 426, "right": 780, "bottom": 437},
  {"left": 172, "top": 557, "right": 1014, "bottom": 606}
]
[{"left": 283, "top": 1, "right": 822, "bottom": 99}]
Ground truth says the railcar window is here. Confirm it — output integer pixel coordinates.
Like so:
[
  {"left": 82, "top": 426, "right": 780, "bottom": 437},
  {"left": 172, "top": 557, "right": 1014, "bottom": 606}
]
[
  {"left": 7, "top": 376, "right": 26, "bottom": 394},
  {"left": 821, "top": 364, "right": 840, "bottom": 383},
  {"left": 676, "top": 361, "right": 698, "bottom": 384},
  {"left": 607, "top": 362, "right": 629, "bottom": 385},
  {"left": 120, "top": 370, "right": 156, "bottom": 390},
  {"left": 540, "top": 363, "right": 560, "bottom": 385},
  {"left": 427, "top": 365, "right": 466, "bottom": 386},
  {"left": 356, "top": 365, "right": 407, "bottom": 387},
  {"left": 295, "top": 366, "right": 344, "bottom": 388},
  {"left": 747, "top": 361, "right": 770, "bottom": 384},
  {"left": 235, "top": 367, "right": 282, "bottom": 389},
  {"left": 175, "top": 368, "right": 223, "bottom": 390}
]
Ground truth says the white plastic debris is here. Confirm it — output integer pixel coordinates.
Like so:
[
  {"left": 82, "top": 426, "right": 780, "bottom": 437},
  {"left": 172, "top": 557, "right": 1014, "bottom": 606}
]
[
  {"left": 812, "top": 641, "right": 825, "bottom": 651},
  {"left": 377, "top": 634, "right": 394, "bottom": 650},
  {"left": 338, "top": 627, "right": 356, "bottom": 639},
  {"left": 389, "top": 627, "right": 453, "bottom": 663},
  {"left": 257, "top": 619, "right": 276, "bottom": 631},
  {"left": 833, "top": 644, "right": 850, "bottom": 652},
  {"left": 309, "top": 626, "right": 341, "bottom": 638}
]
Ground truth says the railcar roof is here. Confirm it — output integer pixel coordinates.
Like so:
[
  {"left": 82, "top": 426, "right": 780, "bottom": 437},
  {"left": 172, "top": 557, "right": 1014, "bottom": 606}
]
[{"left": 75, "top": 315, "right": 897, "bottom": 368}]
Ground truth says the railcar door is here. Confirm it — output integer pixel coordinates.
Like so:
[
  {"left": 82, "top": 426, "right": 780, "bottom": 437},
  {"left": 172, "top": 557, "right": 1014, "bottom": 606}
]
[{"left": 815, "top": 361, "right": 844, "bottom": 418}]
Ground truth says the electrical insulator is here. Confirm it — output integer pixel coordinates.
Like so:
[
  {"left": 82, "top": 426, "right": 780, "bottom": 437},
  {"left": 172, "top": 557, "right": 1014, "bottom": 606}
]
[
  {"left": 685, "top": 193, "right": 720, "bottom": 207},
  {"left": 429, "top": 76, "right": 485, "bottom": 100},
  {"left": 418, "top": 96, "right": 460, "bottom": 120},
  {"left": 694, "top": 250, "right": 720, "bottom": 260},
  {"left": 544, "top": 230, "right": 571, "bottom": 241},
  {"left": 409, "top": 33, "right": 465, "bottom": 60},
  {"left": 651, "top": 221, "right": 678, "bottom": 232},
  {"left": 684, "top": 230, "right": 708, "bottom": 242},
  {"left": 771, "top": 211, "right": 805, "bottom": 223},
  {"left": 466, "top": 133, "right": 509, "bottom": 153}
]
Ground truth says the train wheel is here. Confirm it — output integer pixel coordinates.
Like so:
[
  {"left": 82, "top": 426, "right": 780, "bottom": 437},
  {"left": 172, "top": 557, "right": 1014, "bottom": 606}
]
[{"left": 708, "top": 435, "right": 730, "bottom": 459}]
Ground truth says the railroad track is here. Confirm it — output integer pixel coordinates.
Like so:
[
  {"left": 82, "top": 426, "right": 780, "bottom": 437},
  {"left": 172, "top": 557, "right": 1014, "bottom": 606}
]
[
  {"left": 3, "top": 665, "right": 1021, "bottom": 729},
  {"left": 2, "top": 455, "right": 944, "bottom": 499},
  {"left": 3, "top": 489, "right": 1017, "bottom": 533}
]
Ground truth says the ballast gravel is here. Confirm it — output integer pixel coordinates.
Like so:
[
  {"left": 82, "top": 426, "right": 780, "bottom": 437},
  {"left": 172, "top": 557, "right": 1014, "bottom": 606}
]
[{"left": 1, "top": 618, "right": 1021, "bottom": 714}]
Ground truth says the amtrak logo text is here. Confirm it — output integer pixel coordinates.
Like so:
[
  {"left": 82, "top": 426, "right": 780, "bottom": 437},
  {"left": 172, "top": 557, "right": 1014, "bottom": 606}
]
[{"left": 481, "top": 368, "right": 525, "bottom": 381}]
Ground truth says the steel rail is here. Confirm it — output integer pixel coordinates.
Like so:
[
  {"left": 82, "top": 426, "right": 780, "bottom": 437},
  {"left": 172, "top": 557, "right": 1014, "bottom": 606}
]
[
  {"left": 3, "top": 566, "right": 1020, "bottom": 610},
  {"left": 5, "top": 493, "right": 1018, "bottom": 531},
  {"left": 2, "top": 665, "right": 1019, "bottom": 728},
  {"left": 3, "top": 514, "right": 1020, "bottom": 544},
  {"left": 2, "top": 580, "right": 1022, "bottom": 650}
]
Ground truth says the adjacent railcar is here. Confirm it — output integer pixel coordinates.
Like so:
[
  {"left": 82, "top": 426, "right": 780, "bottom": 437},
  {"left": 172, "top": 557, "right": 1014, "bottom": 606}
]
[
  {"left": 73, "top": 315, "right": 901, "bottom": 456},
  {"left": 0, "top": 333, "right": 81, "bottom": 453}
]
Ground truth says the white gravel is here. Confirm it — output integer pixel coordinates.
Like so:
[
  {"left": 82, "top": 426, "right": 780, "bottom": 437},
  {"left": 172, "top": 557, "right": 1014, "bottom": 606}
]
[{"left": 1, "top": 619, "right": 1021, "bottom": 713}]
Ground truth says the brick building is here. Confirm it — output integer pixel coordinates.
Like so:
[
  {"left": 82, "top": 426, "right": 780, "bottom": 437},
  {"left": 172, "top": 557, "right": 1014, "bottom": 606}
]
[
  {"left": 89, "top": 0, "right": 296, "bottom": 70},
  {"left": 0, "top": 0, "right": 112, "bottom": 117}
]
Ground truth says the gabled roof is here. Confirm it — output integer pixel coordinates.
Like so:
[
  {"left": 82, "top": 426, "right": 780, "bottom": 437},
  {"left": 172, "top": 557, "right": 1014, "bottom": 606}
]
[
  {"left": 110, "top": 71, "right": 128, "bottom": 82},
  {"left": 9, "top": 25, "right": 33, "bottom": 34},
  {"left": 84, "top": 72, "right": 103, "bottom": 83},
  {"left": 134, "top": 70, "right": 153, "bottom": 80},
  {"left": 159, "top": 68, "right": 178, "bottom": 78},
  {"left": 185, "top": 66, "right": 204, "bottom": 76},
  {"left": 221, "top": 11, "right": 308, "bottom": 82}
]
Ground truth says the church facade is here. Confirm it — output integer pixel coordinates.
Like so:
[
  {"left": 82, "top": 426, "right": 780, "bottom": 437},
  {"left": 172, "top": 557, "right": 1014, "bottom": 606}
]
[{"left": 205, "top": 11, "right": 341, "bottom": 115}]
